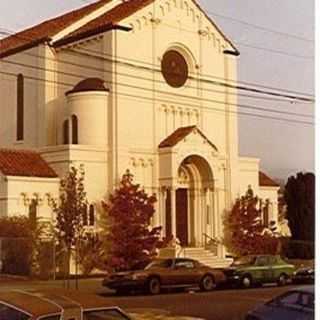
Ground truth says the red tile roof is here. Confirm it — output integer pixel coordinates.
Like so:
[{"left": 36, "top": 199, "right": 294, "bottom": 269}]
[
  {"left": 54, "top": 0, "right": 153, "bottom": 47},
  {"left": 259, "top": 171, "right": 279, "bottom": 187},
  {"left": 0, "top": 0, "right": 112, "bottom": 58},
  {"left": 0, "top": 149, "right": 58, "bottom": 178},
  {"left": 159, "top": 126, "right": 218, "bottom": 150},
  {"left": 0, "top": 0, "right": 238, "bottom": 58}
]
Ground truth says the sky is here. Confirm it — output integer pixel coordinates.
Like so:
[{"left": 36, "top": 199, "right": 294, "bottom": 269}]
[{"left": 0, "top": 0, "right": 315, "bottom": 182}]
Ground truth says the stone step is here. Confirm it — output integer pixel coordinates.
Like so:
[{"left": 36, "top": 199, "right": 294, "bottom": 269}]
[{"left": 181, "top": 247, "right": 233, "bottom": 268}]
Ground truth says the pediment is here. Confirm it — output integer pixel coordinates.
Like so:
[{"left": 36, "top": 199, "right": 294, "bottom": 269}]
[{"left": 159, "top": 126, "right": 218, "bottom": 152}]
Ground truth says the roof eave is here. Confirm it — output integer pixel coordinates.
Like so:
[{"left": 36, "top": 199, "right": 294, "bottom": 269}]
[
  {"left": 0, "top": 36, "right": 51, "bottom": 59},
  {"left": 52, "top": 23, "right": 132, "bottom": 48}
]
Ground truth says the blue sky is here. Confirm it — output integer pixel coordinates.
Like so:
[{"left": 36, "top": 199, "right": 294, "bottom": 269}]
[{"left": 0, "top": 0, "right": 315, "bottom": 181}]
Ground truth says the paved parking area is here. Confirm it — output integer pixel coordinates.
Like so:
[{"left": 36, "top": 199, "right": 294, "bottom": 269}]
[{"left": 0, "top": 277, "right": 307, "bottom": 320}]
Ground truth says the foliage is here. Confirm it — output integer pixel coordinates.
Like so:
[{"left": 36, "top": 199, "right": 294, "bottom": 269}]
[
  {"left": 0, "top": 216, "right": 43, "bottom": 275},
  {"left": 101, "top": 170, "right": 162, "bottom": 271},
  {"left": 223, "top": 188, "right": 279, "bottom": 257},
  {"left": 51, "top": 166, "right": 88, "bottom": 276},
  {"left": 76, "top": 233, "right": 104, "bottom": 275},
  {"left": 284, "top": 172, "right": 315, "bottom": 242}
]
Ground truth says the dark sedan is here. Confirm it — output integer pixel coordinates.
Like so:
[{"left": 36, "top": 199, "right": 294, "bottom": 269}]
[
  {"left": 102, "top": 258, "right": 226, "bottom": 295},
  {"left": 292, "top": 267, "right": 314, "bottom": 284},
  {"left": 245, "top": 286, "right": 314, "bottom": 320}
]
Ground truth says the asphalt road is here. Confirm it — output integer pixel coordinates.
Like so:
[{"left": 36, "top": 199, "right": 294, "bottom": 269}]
[{"left": 0, "top": 278, "right": 304, "bottom": 320}]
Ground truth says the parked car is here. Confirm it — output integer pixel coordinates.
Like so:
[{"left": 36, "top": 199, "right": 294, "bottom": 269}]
[
  {"left": 222, "top": 255, "right": 295, "bottom": 288},
  {"left": 292, "top": 267, "right": 314, "bottom": 284},
  {"left": 0, "top": 289, "right": 132, "bottom": 320},
  {"left": 102, "top": 258, "right": 226, "bottom": 295},
  {"left": 245, "top": 286, "right": 314, "bottom": 320}
]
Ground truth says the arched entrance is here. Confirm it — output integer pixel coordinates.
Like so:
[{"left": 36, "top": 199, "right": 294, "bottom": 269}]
[{"left": 165, "top": 155, "right": 215, "bottom": 247}]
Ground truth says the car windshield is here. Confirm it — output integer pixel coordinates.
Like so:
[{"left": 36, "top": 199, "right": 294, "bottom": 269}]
[
  {"left": 83, "top": 309, "right": 130, "bottom": 320},
  {"left": 0, "top": 303, "right": 30, "bottom": 320},
  {"left": 269, "top": 291, "right": 314, "bottom": 310},
  {"left": 232, "top": 256, "right": 256, "bottom": 266},
  {"left": 145, "top": 259, "right": 173, "bottom": 270}
]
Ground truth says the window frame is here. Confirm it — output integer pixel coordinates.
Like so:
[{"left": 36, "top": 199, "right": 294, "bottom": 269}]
[{"left": 16, "top": 73, "right": 24, "bottom": 141}]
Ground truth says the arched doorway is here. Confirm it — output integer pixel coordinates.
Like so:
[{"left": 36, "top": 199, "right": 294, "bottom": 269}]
[{"left": 165, "top": 155, "right": 214, "bottom": 247}]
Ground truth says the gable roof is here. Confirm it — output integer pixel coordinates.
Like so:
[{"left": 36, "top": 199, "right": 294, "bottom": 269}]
[
  {"left": 0, "top": 0, "right": 112, "bottom": 58},
  {"left": 0, "top": 149, "right": 58, "bottom": 178},
  {"left": 159, "top": 125, "right": 218, "bottom": 151},
  {"left": 259, "top": 171, "right": 279, "bottom": 187},
  {"left": 0, "top": 0, "right": 238, "bottom": 58}
]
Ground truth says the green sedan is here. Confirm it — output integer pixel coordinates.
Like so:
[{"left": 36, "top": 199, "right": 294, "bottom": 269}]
[{"left": 223, "top": 255, "right": 295, "bottom": 288}]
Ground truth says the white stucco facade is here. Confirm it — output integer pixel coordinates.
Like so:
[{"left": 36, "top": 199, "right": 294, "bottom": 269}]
[{"left": 0, "top": 0, "right": 280, "bottom": 259}]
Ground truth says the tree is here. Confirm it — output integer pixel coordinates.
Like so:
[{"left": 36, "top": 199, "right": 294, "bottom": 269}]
[
  {"left": 0, "top": 216, "right": 43, "bottom": 275},
  {"left": 51, "top": 166, "right": 88, "bottom": 280},
  {"left": 102, "top": 170, "right": 162, "bottom": 271},
  {"left": 284, "top": 172, "right": 315, "bottom": 242},
  {"left": 224, "top": 188, "right": 279, "bottom": 257}
]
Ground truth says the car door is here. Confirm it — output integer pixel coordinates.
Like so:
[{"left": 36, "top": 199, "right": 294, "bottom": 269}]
[
  {"left": 172, "top": 259, "right": 196, "bottom": 286},
  {"left": 255, "top": 256, "right": 272, "bottom": 282}
]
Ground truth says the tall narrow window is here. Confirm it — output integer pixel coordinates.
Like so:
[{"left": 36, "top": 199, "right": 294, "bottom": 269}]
[
  {"left": 89, "top": 204, "right": 95, "bottom": 226},
  {"left": 71, "top": 115, "right": 78, "bottom": 144},
  {"left": 63, "top": 119, "right": 69, "bottom": 144},
  {"left": 17, "top": 73, "right": 24, "bottom": 141},
  {"left": 29, "top": 199, "right": 37, "bottom": 230},
  {"left": 82, "top": 203, "right": 88, "bottom": 226}
]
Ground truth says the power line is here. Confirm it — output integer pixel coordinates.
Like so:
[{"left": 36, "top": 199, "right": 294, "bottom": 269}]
[
  {"left": 13, "top": 48, "right": 313, "bottom": 106},
  {"left": 0, "top": 68, "right": 314, "bottom": 126},
  {"left": 1, "top": 57, "right": 313, "bottom": 120},
  {"left": 70, "top": 46, "right": 314, "bottom": 102},
  {"left": 205, "top": 9, "right": 314, "bottom": 43},
  {"left": 0, "top": 27, "right": 315, "bottom": 99}
]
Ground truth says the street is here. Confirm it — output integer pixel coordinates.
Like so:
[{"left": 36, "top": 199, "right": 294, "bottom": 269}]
[{"left": 0, "top": 277, "right": 303, "bottom": 320}]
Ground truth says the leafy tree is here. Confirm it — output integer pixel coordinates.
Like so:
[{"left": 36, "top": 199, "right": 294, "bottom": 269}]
[
  {"left": 51, "top": 166, "right": 88, "bottom": 279},
  {"left": 284, "top": 172, "right": 315, "bottom": 242},
  {"left": 224, "top": 188, "right": 279, "bottom": 257},
  {"left": 102, "top": 170, "right": 162, "bottom": 271},
  {"left": 0, "top": 216, "right": 43, "bottom": 275}
]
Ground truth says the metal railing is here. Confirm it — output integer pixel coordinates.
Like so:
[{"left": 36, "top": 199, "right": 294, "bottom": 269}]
[{"left": 202, "top": 233, "right": 220, "bottom": 256}]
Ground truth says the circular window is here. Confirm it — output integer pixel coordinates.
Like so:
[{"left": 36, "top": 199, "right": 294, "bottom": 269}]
[{"left": 161, "top": 50, "right": 189, "bottom": 88}]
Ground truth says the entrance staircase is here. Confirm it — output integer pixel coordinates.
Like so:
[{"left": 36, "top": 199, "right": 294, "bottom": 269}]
[{"left": 182, "top": 247, "right": 233, "bottom": 268}]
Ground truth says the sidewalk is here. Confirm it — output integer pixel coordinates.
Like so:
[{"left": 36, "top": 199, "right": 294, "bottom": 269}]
[{"left": 0, "top": 276, "right": 108, "bottom": 293}]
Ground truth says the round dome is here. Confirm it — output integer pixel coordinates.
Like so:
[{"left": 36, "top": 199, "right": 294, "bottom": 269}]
[{"left": 66, "top": 78, "right": 108, "bottom": 95}]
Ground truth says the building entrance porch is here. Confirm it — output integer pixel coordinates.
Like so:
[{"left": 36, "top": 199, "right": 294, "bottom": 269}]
[{"left": 162, "top": 155, "right": 218, "bottom": 249}]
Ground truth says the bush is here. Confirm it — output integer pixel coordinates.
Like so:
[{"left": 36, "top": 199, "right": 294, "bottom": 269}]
[{"left": 0, "top": 216, "right": 40, "bottom": 276}]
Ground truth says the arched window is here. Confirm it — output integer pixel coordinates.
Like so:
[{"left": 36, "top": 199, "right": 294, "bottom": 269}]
[
  {"left": 17, "top": 73, "right": 24, "bottom": 141},
  {"left": 89, "top": 204, "right": 95, "bottom": 226},
  {"left": 71, "top": 115, "right": 78, "bottom": 144},
  {"left": 63, "top": 119, "right": 69, "bottom": 144}
]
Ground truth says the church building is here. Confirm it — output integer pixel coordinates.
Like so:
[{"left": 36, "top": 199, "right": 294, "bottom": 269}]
[{"left": 0, "top": 0, "right": 279, "bottom": 263}]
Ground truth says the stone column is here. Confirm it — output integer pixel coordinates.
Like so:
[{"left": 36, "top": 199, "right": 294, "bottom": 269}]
[{"left": 170, "top": 187, "right": 176, "bottom": 238}]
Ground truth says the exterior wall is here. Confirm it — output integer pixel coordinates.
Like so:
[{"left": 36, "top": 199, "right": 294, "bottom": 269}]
[
  {"left": 0, "top": 46, "right": 42, "bottom": 149},
  {"left": 40, "top": 145, "right": 109, "bottom": 205},
  {"left": 0, "top": 174, "right": 8, "bottom": 216},
  {"left": 238, "top": 157, "right": 260, "bottom": 195},
  {"left": 3, "top": 176, "right": 59, "bottom": 221},
  {"left": 259, "top": 186, "right": 279, "bottom": 223}
]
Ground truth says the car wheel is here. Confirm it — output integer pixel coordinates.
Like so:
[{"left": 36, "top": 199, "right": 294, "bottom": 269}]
[
  {"left": 241, "top": 275, "right": 252, "bottom": 289},
  {"left": 277, "top": 273, "right": 287, "bottom": 286},
  {"left": 200, "top": 274, "right": 216, "bottom": 291},
  {"left": 148, "top": 277, "right": 161, "bottom": 295}
]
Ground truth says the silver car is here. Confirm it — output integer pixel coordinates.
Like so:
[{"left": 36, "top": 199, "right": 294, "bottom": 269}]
[{"left": 245, "top": 286, "right": 314, "bottom": 320}]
